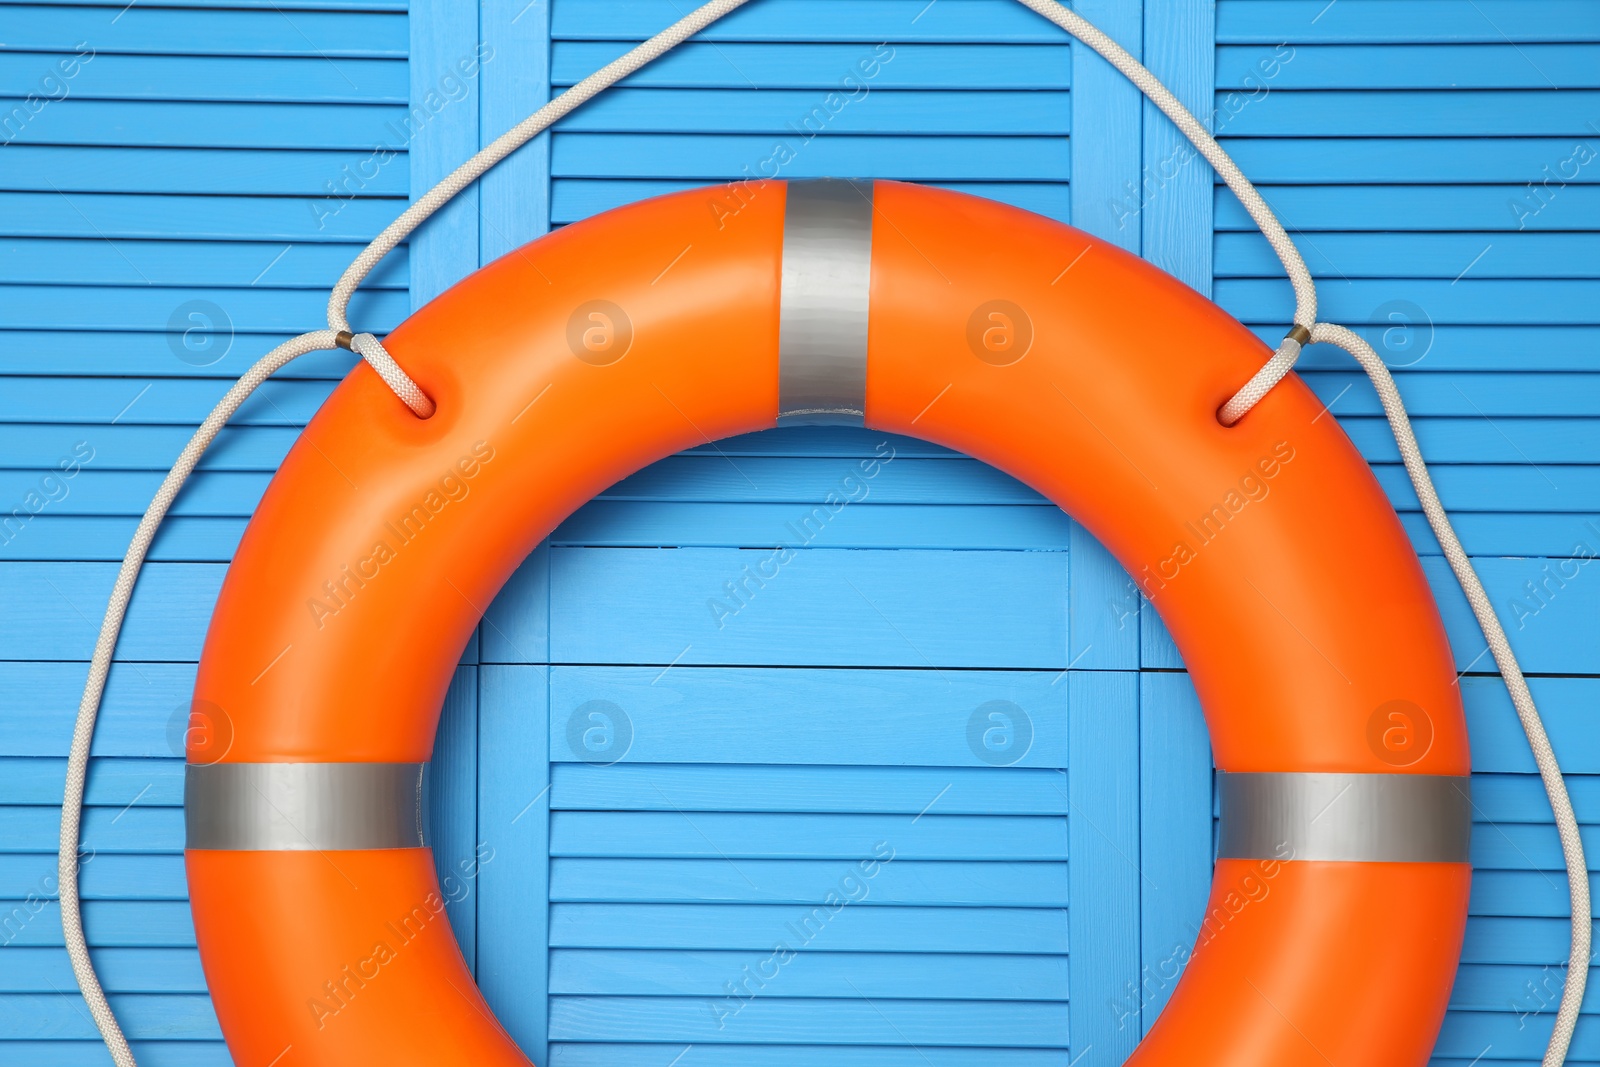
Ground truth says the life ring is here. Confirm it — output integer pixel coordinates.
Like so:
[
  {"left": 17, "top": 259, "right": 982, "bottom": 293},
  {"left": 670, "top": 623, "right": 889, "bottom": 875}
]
[{"left": 186, "top": 179, "right": 1471, "bottom": 1066}]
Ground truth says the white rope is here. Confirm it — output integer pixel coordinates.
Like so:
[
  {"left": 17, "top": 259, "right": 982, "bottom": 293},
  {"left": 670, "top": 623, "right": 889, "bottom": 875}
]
[{"left": 60, "top": 2, "right": 1586, "bottom": 1065}]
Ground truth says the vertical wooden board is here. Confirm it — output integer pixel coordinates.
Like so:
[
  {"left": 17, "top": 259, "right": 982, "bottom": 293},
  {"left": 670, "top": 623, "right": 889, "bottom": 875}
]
[
  {"left": 1137, "top": 670, "right": 1213, "bottom": 1033},
  {"left": 429, "top": 665, "right": 481, "bottom": 972},
  {"left": 1142, "top": 0, "right": 1214, "bottom": 295},
  {"left": 411, "top": 0, "right": 482, "bottom": 308},
  {"left": 1068, "top": 670, "right": 1141, "bottom": 1060},
  {"left": 480, "top": 0, "right": 554, "bottom": 261},
  {"left": 1069, "top": 521, "right": 1141, "bottom": 670},
  {"left": 483, "top": 541, "right": 553, "bottom": 664},
  {"left": 477, "top": 664, "right": 552, "bottom": 1065},
  {"left": 1070, "top": 0, "right": 1144, "bottom": 249}
]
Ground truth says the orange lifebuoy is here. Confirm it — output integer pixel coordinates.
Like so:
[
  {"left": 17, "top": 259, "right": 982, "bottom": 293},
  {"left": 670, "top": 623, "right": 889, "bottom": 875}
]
[{"left": 186, "top": 180, "right": 1470, "bottom": 1065}]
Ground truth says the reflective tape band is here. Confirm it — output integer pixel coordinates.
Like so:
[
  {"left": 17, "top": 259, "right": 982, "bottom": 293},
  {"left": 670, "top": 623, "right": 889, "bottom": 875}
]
[
  {"left": 185, "top": 762, "right": 426, "bottom": 851},
  {"left": 1217, "top": 771, "right": 1471, "bottom": 863},
  {"left": 778, "top": 179, "right": 873, "bottom": 425}
]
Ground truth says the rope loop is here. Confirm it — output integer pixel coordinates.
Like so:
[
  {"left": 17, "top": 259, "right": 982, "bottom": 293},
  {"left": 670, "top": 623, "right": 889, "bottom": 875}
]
[{"left": 351, "top": 332, "right": 436, "bottom": 418}]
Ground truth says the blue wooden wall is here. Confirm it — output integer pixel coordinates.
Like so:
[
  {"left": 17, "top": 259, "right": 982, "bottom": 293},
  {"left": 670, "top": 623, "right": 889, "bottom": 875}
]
[{"left": 0, "top": 1, "right": 1596, "bottom": 1064}]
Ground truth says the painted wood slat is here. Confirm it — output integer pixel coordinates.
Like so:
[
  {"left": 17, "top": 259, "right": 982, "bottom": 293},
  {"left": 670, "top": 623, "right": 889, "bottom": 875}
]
[
  {"left": 0, "top": 1045, "right": 229, "bottom": 1067},
  {"left": 547, "top": 949, "right": 1070, "bottom": 999},
  {"left": 1215, "top": 0, "right": 1600, "bottom": 44},
  {"left": 0, "top": 5, "right": 407, "bottom": 57},
  {"left": 1218, "top": 137, "right": 1600, "bottom": 184},
  {"left": 1216, "top": 232, "right": 1600, "bottom": 279},
  {"left": 548, "top": 859, "right": 1069, "bottom": 905},
  {"left": 0, "top": 192, "right": 400, "bottom": 243},
  {"left": 550, "top": 179, "right": 1073, "bottom": 224},
  {"left": 549, "top": 1, "right": 1071, "bottom": 43},
  {"left": 551, "top": 134, "right": 1072, "bottom": 181},
  {"left": 0, "top": 756, "right": 183, "bottom": 805},
  {"left": 1219, "top": 279, "right": 1600, "bottom": 326},
  {"left": 1221, "top": 90, "right": 1600, "bottom": 137},
  {"left": 4, "top": 99, "right": 410, "bottom": 149},
  {"left": 1471, "top": 870, "right": 1600, "bottom": 918},
  {"left": 0, "top": 52, "right": 405, "bottom": 103},
  {"left": 0, "top": 853, "right": 186, "bottom": 899},
  {"left": 0, "top": 377, "right": 339, "bottom": 425},
  {"left": 541, "top": 549, "right": 1069, "bottom": 669},
  {"left": 0, "top": 283, "right": 404, "bottom": 333},
  {"left": 551, "top": 42, "right": 1071, "bottom": 89},
  {"left": 548, "top": 902, "right": 1069, "bottom": 953},
  {"left": 0, "top": 948, "right": 205, "bottom": 993},
  {"left": 1434, "top": 1006, "right": 1600, "bottom": 1060},
  {"left": 551, "top": 763, "right": 1073, "bottom": 815},
  {"left": 0, "top": 994, "right": 219, "bottom": 1041},
  {"left": 546, "top": 1048, "right": 1080, "bottom": 1067},
  {"left": 2, "top": 805, "right": 181, "bottom": 853},
  {"left": 1066, "top": 670, "right": 1140, "bottom": 1059},
  {"left": 1216, "top": 44, "right": 1600, "bottom": 89},
  {"left": 1, "top": 900, "right": 197, "bottom": 947},
  {"left": 476, "top": 664, "right": 551, "bottom": 1067},
  {"left": 547, "top": 995, "right": 1070, "bottom": 1047},
  {"left": 548, "top": 812, "right": 1068, "bottom": 861},
  {"left": 543, "top": 667, "right": 1070, "bottom": 765},
  {"left": 1218, "top": 186, "right": 1600, "bottom": 233},
  {"left": 551, "top": 89, "right": 1071, "bottom": 134},
  {"left": 0, "top": 146, "right": 409, "bottom": 196},
  {"left": 0, "top": 238, "right": 404, "bottom": 288}
]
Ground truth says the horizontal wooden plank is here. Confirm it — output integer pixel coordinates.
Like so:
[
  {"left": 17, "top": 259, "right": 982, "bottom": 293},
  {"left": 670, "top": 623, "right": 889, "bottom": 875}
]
[
  {"left": 1464, "top": 677, "right": 1600, "bottom": 775},
  {"left": 550, "top": 89, "right": 1071, "bottom": 135},
  {"left": 0, "top": 948, "right": 205, "bottom": 993},
  {"left": 0, "top": 51, "right": 404, "bottom": 102},
  {"left": 0, "top": 284, "right": 404, "bottom": 332},
  {"left": 3, "top": 805, "right": 182, "bottom": 853},
  {"left": 0, "top": 852, "right": 186, "bottom": 899},
  {"left": 1470, "top": 773, "right": 1600, "bottom": 825},
  {"left": 549, "top": 812, "right": 1067, "bottom": 861},
  {"left": 1284, "top": 326, "right": 1600, "bottom": 373},
  {"left": 0, "top": 899, "right": 196, "bottom": 946},
  {"left": 0, "top": 661, "right": 197, "bottom": 757},
  {"left": 0, "top": 5, "right": 406, "bottom": 56},
  {"left": 542, "top": 667, "right": 1071, "bottom": 765},
  {"left": 0, "top": 993, "right": 218, "bottom": 1040},
  {"left": 1220, "top": 279, "right": 1600, "bottom": 326},
  {"left": 547, "top": 995, "right": 1069, "bottom": 1047},
  {"left": 552, "top": 42, "right": 1071, "bottom": 89},
  {"left": 1461, "top": 916, "right": 1600, "bottom": 965},
  {"left": 1217, "top": 232, "right": 1600, "bottom": 280},
  {"left": 549, "top": 859, "right": 1069, "bottom": 905},
  {"left": 5, "top": 99, "right": 411, "bottom": 149},
  {"left": 550, "top": 179, "right": 1072, "bottom": 224},
  {"left": 539, "top": 550, "right": 1070, "bottom": 668},
  {"left": 0, "top": 192, "right": 400, "bottom": 243},
  {"left": 0, "top": 330, "right": 357, "bottom": 377},
  {"left": 1223, "top": 90, "right": 1600, "bottom": 137},
  {"left": 1470, "top": 870, "right": 1600, "bottom": 919},
  {"left": 545, "top": 1047, "right": 1078, "bottom": 1067},
  {"left": 1215, "top": 44, "right": 1600, "bottom": 89},
  {"left": 0, "top": 377, "right": 335, "bottom": 425},
  {"left": 552, "top": 764, "right": 1072, "bottom": 815},
  {"left": 550, "top": 1, "right": 1071, "bottom": 43},
  {"left": 1435, "top": 1006, "right": 1600, "bottom": 1061},
  {"left": 1218, "top": 186, "right": 1600, "bottom": 233},
  {"left": 0, "top": 756, "right": 183, "bottom": 805},
  {"left": 1218, "top": 137, "right": 1600, "bottom": 184},
  {"left": 0, "top": 1044, "right": 229, "bottom": 1067},
  {"left": 548, "top": 949, "right": 1068, "bottom": 999},
  {"left": 0, "top": 238, "right": 403, "bottom": 288},
  {"left": 0, "top": 517, "right": 250, "bottom": 563},
  {"left": 551, "top": 134, "right": 1071, "bottom": 181},
  {"left": 0, "top": 145, "right": 409, "bottom": 196},
  {"left": 1451, "top": 963, "right": 1600, "bottom": 1013},
  {"left": 548, "top": 903, "right": 1069, "bottom": 953},
  {"left": 0, "top": 563, "right": 222, "bottom": 662},
  {"left": 1471, "top": 822, "right": 1600, "bottom": 872},
  {"left": 1216, "top": 0, "right": 1600, "bottom": 43}
]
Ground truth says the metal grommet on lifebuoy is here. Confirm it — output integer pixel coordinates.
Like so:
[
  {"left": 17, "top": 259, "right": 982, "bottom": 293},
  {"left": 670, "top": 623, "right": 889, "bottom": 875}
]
[{"left": 187, "top": 180, "right": 1471, "bottom": 1066}]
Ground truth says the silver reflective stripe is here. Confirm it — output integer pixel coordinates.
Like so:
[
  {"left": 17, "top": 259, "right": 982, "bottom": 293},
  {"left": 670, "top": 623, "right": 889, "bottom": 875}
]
[
  {"left": 778, "top": 179, "right": 873, "bottom": 425},
  {"left": 185, "top": 762, "right": 426, "bottom": 851},
  {"left": 1218, "top": 771, "right": 1471, "bottom": 863}
]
